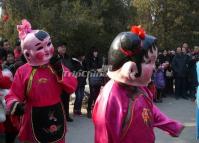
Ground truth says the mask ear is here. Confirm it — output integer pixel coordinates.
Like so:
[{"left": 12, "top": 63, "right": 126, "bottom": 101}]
[
  {"left": 24, "top": 50, "right": 31, "bottom": 61},
  {"left": 120, "top": 61, "right": 138, "bottom": 81}
]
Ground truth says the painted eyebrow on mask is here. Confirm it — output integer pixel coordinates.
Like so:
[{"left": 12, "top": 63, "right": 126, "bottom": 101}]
[{"left": 35, "top": 43, "right": 41, "bottom": 46}]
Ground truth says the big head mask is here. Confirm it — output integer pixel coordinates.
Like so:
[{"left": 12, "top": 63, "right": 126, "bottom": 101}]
[
  {"left": 17, "top": 19, "right": 54, "bottom": 66},
  {"left": 107, "top": 26, "right": 158, "bottom": 86}
]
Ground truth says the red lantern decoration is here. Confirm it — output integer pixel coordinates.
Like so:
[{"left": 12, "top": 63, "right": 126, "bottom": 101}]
[{"left": 2, "top": 14, "right": 9, "bottom": 22}]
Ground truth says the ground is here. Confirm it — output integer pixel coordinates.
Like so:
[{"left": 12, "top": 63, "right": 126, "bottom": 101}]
[
  {"left": 67, "top": 96, "right": 196, "bottom": 143},
  {"left": 0, "top": 95, "right": 197, "bottom": 143}
]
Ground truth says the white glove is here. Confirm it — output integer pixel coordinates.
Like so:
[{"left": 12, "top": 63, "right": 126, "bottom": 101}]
[{"left": 2, "top": 68, "right": 13, "bottom": 81}]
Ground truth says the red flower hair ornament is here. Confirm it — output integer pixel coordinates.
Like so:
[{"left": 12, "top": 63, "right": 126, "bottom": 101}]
[
  {"left": 17, "top": 19, "right": 32, "bottom": 40},
  {"left": 131, "top": 25, "right": 145, "bottom": 40}
]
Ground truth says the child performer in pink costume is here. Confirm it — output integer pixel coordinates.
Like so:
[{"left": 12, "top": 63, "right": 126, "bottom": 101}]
[
  {"left": 92, "top": 26, "right": 184, "bottom": 143},
  {"left": 5, "top": 19, "right": 77, "bottom": 143}
]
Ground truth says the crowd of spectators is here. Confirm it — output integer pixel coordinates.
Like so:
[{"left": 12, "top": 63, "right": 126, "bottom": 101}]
[
  {"left": 0, "top": 39, "right": 199, "bottom": 143},
  {"left": 150, "top": 43, "right": 199, "bottom": 103}
]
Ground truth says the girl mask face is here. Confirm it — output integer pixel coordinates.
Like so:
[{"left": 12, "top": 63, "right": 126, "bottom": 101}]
[
  {"left": 131, "top": 46, "right": 157, "bottom": 86},
  {"left": 107, "top": 34, "right": 158, "bottom": 87},
  {"left": 22, "top": 30, "right": 54, "bottom": 66},
  {"left": 108, "top": 46, "right": 157, "bottom": 87}
]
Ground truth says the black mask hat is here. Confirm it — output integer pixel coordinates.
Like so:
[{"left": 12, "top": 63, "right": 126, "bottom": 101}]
[
  {"left": 108, "top": 26, "right": 157, "bottom": 78},
  {"left": 108, "top": 26, "right": 146, "bottom": 77}
]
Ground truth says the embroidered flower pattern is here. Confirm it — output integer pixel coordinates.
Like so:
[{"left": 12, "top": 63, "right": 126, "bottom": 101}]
[
  {"left": 49, "top": 125, "right": 58, "bottom": 133},
  {"left": 43, "top": 124, "right": 62, "bottom": 134},
  {"left": 142, "top": 108, "right": 152, "bottom": 126},
  {"left": 38, "top": 78, "right": 48, "bottom": 84},
  {"left": 43, "top": 110, "right": 61, "bottom": 134}
]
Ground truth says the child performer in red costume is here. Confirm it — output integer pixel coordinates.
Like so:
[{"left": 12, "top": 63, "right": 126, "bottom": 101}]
[
  {"left": 92, "top": 26, "right": 184, "bottom": 143},
  {"left": 5, "top": 19, "right": 77, "bottom": 143}
]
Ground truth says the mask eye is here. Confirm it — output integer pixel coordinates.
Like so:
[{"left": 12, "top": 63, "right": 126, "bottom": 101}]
[
  {"left": 47, "top": 42, "right": 51, "bottom": 47},
  {"left": 26, "top": 53, "right": 30, "bottom": 57},
  {"left": 37, "top": 47, "right": 43, "bottom": 51}
]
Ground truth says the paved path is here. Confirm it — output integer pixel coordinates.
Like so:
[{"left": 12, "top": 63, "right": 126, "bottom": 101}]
[
  {"left": 67, "top": 96, "right": 197, "bottom": 143},
  {"left": 0, "top": 96, "right": 197, "bottom": 143}
]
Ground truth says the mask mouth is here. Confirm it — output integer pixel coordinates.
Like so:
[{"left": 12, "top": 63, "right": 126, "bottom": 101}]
[{"left": 45, "top": 53, "right": 50, "bottom": 56}]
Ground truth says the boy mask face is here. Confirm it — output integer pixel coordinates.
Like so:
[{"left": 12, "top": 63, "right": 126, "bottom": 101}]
[
  {"left": 22, "top": 31, "right": 54, "bottom": 66},
  {"left": 17, "top": 19, "right": 54, "bottom": 66}
]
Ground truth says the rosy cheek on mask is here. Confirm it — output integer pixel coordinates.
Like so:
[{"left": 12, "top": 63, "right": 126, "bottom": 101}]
[
  {"left": 35, "top": 52, "right": 45, "bottom": 60},
  {"left": 141, "top": 65, "right": 153, "bottom": 80},
  {"left": 50, "top": 48, "right": 54, "bottom": 55}
]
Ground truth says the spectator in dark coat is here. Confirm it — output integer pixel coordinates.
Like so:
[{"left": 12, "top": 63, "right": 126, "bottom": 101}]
[
  {"left": 157, "top": 51, "right": 164, "bottom": 64},
  {"left": 72, "top": 51, "right": 87, "bottom": 116},
  {"left": 187, "top": 47, "right": 199, "bottom": 100},
  {"left": 13, "top": 39, "right": 22, "bottom": 60},
  {"left": 86, "top": 47, "right": 102, "bottom": 118},
  {"left": 167, "top": 50, "right": 175, "bottom": 64},
  {"left": 0, "top": 39, "right": 11, "bottom": 61},
  {"left": 2, "top": 51, "right": 15, "bottom": 74},
  {"left": 164, "top": 63, "right": 174, "bottom": 95},
  {"left": 57, "top": 43, "right": 74, "bottom": 122},
  {"left": 172, "top": 47, "right": 190, "bottom": 99},
  {"left": 162, "top": 50, "right": 170, "bottom": 64}
]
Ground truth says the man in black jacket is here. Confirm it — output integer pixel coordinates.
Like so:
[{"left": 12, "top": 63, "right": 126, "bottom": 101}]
[
  {"left": 86, "top": 47, "right": 103, "bottom": 118},
  {"left": 71, "top": 51, "right": 87, "bottom": 116},
  {"left": 172, "top": 47, "right": 190, "bottom": 99},
  {"left": 57, "top": 43, "right": 74, "bottom": 122}
]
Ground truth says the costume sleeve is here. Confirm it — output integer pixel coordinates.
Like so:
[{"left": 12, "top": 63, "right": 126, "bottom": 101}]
[
  {"left": 105, "top": 94, "right": 123, "bottom": 143},
  {"left": 153, "top": 104, "right": 184, "bottom": 137},
  {"left": 0, "top": 70, "right": 12, "bottom": 89},
  {"left": 5, "top": 69, "right": 26, "bottom": 112},
  {"left": 58, "top": 65, "right": 77, "bottom": 94}
]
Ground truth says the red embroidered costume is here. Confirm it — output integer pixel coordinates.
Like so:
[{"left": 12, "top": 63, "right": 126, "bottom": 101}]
[{"left": 5, "top": 19, "right": 77, "bottom": 143}]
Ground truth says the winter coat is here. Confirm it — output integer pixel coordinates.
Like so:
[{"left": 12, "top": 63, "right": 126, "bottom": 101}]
[
  {"left": 71, "top": 58, "right": 87, "bottom": 87},
  {"left": 172, "top": 53, "right": 190, "bottom": 78},
  {"left": 154, "top": 68, "right": 165, "bottom": 89}
]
